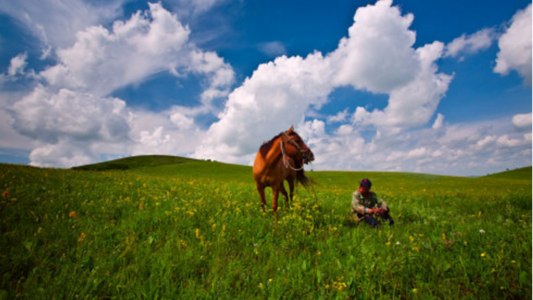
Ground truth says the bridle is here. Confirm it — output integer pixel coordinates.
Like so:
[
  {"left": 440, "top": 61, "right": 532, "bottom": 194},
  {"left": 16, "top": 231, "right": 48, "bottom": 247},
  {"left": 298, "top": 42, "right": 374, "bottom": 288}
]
[{"left": 280, "top": 131, "right": 311, "bottom": 171}]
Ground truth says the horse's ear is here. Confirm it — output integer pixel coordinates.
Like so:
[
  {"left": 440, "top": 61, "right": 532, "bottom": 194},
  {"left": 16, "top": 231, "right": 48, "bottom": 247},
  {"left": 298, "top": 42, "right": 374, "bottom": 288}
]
[{"left": 287, "top": 125, "right": 294, "bottom": 133}]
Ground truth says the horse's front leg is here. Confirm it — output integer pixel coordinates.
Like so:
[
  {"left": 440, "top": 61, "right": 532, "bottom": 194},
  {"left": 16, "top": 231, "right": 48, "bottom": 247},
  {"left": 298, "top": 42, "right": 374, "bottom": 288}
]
[
  {"left": 288, "top": 178, "right": 295, "bottom": 203},
  {"left": 256, "top": 182, "right": 267, "bottom": 212},
  {"left": 280, "top": 182, "right": 289, "bottom": 207},
  {"left": 272, "top": 184, "right": 280, "bottom": 213}
]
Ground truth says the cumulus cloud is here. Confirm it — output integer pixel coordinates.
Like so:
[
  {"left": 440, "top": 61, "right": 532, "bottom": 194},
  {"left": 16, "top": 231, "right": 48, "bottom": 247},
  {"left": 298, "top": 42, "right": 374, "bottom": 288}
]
[
  {"left": 194, "top": 52, "right": 333, "bottom": 163},
  {"left": 3, "top": 0, "right": 530, "bottom": 175},
  {"left": 327, "top": 108, "right": 349, "bottom": 124},
  {"left": 129, "top": 106, "right": 206, "bottom": 157},
  {"left": 167, "top": 0, "right": 229, "bottom": 16},
  {"left": 5, "top": 3, "right": 234, "bottom": 167},
  {"left": 330, "top": 0, "right": 419, "bottom": 93},
  {"left": 29, "top": 139, "right": 99, "bottom": 168},
  {"left": 11, "top": 86, "right": 130, "bottom": 144},
  {"left": 40, "top": 3, "right": 234, "bottom": 101},
  {"left": 353, "top": 41, "right": 452, "bottom": 129},
  {"left": 258, "top": 41, "right": 287, "bottom": 57},
  {"left": 8, "top": 53, "right": 28, "bottom": 77},
  {"left": 432, "top": 113, "right": 445, "bottom": 129},
  {"left": 494, "top": 4, "right": 532, "bottom": 85},
  {"left": 0, "top": 0, "right": 124, "bottom": 49},
  {"left": 8, "top": 85, "right": 131, "bottom": 167},
  {"left": 512, "top": 112, "right": 532, "bottom": 129},
  {"left": 195, "top": 0, "right": 453, "bottom": 163},
  {"left": 444, "top": 28, "right": 495, "bottom": 58},
  {"left": 296, "top": 116, "right": 531, "bottom": 175}
]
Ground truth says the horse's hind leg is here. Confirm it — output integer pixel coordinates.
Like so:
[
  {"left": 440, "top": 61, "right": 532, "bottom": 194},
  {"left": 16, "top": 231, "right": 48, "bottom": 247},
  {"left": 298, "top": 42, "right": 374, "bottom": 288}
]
[{"left": 256, "top": 183, "right": 267, "bottom": 212}]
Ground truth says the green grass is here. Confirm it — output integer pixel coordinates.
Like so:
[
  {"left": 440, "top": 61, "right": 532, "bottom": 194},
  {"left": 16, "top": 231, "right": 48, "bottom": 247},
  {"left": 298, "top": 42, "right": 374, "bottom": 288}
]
[{"left": 1, "top": 156, "right": 531, "bottom": 299}]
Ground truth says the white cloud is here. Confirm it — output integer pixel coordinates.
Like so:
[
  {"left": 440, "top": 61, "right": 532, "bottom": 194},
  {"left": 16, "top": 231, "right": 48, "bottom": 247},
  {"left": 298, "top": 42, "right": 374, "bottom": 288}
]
[
  {"left": 327, "top": 108, "right": 349, "bottom": 124},
  {"left": 29, "top": 139, "right": 99, "bottom": 168},
  {"left": 494, "top": 4, "right": 532, "bottom": 85},
  {"left": 4, "top": 3, "right": 235, "bottom": 167},
  {"left": 444, "top": 28, "right": 495, "bottom": 58},
  {"left": 513, "top": 112, "right": 532, "bottom": 129},
  {"left": 352, "top": 41, "right": 453, "bottom": 129},
  {"left": 330, "top": 0, "right": 419, "bottom": 94},
  {"left": 129, "top": 107, "right": 206, "bottom": 157},
  {"left": 188, "top": 50, "right": 235, "bottom": 104},
  {"left": 167, "top": 0, "right": 229, "bottom": 16},
  {"left": 258, "top": 41, "right": 287, "bottom": 57},
  {"left": 8, "top": 53, "right": 28, "bottom": 77},
  {"left": 193, "top": 52, "right": 333, "bottom": 163},
  {"left": 496, "top": 134, "right": 524, "bottom": 147},
  {"left": 195, "top": 0, "right": 453, "bottom": 164},
  {"left": 10, "top": 85, "right": 130, "bottom": 144},
  {"left": 432, "top": 113, "right": 445, "bottom": 129},
  {"left": 296, "top": 116, "right": 531, "bottom": 175},
  {"left": 40, "top": 3, "right": 233, "bottom": 100},
  {"left": 7, "top": 85, "right": 131, "bottom": 167},
  {"left": 3, "top": 0, "right": 530, "bottom": 176},
  {"left": 0, "top": 91, "right": 35, "bottom": 150},
  {"left": 8, "top": 84, "right": 208, "bottom": 166},
  {"left": 0, "top": 0, "right": 124, "bottom": 49}
]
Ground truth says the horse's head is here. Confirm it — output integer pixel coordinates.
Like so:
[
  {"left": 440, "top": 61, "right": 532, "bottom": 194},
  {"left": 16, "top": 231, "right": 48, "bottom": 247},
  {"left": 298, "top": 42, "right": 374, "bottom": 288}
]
[{"left": 283, "top": 126, "right": 315, "bottom": 164}]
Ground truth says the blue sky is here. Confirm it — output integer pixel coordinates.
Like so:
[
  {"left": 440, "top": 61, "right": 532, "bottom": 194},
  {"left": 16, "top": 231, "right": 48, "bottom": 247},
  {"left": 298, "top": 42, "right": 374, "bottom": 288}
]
[{"left": 0, "top": 0, "right": 531, "bottom": 176}]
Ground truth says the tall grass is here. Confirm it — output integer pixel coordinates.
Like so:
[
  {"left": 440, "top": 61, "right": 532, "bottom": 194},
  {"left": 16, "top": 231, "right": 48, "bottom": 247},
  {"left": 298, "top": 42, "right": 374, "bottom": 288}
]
[{"left": 0, "top": 160, "right": 531, "bottom": 299}]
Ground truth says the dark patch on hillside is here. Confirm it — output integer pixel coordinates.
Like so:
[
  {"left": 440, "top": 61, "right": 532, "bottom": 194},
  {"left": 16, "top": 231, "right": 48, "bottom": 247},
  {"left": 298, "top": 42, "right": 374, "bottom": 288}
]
[{"left": 72, "top": 155, "right": 196, "bottom": 171}]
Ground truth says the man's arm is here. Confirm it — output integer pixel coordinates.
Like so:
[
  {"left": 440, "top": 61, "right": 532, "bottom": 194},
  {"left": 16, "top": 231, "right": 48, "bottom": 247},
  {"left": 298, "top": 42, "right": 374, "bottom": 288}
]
[{"left": 351, "top": 192, "right": 366, "bottom": 214}]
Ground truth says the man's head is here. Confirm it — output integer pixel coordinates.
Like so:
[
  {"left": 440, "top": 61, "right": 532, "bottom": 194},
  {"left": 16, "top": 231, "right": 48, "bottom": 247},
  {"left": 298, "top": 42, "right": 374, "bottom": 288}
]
[{"left": 359, "top": 178, "right": 372, "bottom": 193}]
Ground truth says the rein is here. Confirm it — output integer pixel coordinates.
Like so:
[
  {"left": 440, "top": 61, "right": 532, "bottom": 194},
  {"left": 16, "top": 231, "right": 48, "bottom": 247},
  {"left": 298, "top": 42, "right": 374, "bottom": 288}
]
[
  {"left": 280, "top": 132, "right": 305, "bottom": 171},
  {"left": 280, "top": 131, "right": 319, "bottom": 205}
]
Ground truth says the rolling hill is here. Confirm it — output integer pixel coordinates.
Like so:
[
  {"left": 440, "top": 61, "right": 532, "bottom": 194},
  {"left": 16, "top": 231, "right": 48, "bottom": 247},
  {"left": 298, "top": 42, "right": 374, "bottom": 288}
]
[{"left": 0, "top": 155, "right": 531, "bottom": 299}]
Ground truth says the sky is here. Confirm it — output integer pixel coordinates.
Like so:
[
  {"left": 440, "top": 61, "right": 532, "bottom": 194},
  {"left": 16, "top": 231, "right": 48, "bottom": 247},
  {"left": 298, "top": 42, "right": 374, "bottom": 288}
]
[{"left": 0, "top": 0, "right": 531, "bottom": 176}]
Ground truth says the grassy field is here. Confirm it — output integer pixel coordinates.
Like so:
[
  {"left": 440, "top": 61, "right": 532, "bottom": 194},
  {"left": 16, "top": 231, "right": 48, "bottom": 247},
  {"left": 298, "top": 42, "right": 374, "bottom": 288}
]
[{"left": 0, "top": 156, "right": 531, "bottom": 299}]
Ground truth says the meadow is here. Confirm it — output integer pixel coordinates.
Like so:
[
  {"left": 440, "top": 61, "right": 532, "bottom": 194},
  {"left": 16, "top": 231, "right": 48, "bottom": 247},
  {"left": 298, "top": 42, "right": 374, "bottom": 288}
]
[{"left": 1, "top": 156, "right": 531, "bottom": 299}]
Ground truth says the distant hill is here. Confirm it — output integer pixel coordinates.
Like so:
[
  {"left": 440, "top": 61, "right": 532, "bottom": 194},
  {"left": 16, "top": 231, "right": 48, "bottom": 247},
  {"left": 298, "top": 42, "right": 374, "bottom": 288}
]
[
  {"left": 72, "top": 155, "right": 196, "bottom": 171},
  {"left": 482, "top": 166, "right": 532, "bottom": 180},
  {"left": 72, "top": 155, "right": 254, "bottom": 182}
]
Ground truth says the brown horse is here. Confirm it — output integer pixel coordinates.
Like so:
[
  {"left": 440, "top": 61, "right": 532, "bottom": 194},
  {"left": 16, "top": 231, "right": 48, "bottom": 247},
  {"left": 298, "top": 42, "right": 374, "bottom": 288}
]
[{"left": 253, "top": 126, "right": 314, "bottom": 213}]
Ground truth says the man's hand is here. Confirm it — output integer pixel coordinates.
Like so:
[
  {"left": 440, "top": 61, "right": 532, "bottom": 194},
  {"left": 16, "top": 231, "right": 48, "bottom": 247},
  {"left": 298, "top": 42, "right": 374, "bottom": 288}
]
[
  {"left": 375, "top": 207, "right": 387, "bottom": 216},
  {"left": 367, "top": 208, "right": 377, "bottom": 215}
]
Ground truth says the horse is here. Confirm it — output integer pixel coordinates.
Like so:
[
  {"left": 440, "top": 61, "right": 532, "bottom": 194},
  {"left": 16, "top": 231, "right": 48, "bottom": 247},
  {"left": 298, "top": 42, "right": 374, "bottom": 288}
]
[{"left": 253, "top": 126, "right": 315, "bottom": 213}]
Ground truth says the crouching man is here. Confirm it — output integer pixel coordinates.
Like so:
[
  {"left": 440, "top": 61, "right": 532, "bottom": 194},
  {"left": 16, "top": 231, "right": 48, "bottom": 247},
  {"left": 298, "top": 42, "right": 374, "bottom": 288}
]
[{"left": 350, "top": 178, "right": 394, "bottom": 228}]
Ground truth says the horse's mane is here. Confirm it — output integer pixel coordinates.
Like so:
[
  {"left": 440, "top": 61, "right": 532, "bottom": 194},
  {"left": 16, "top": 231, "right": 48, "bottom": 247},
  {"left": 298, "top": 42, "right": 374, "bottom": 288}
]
[{"left": 259, "top": 133, "right": 282, "bottom": 159}]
